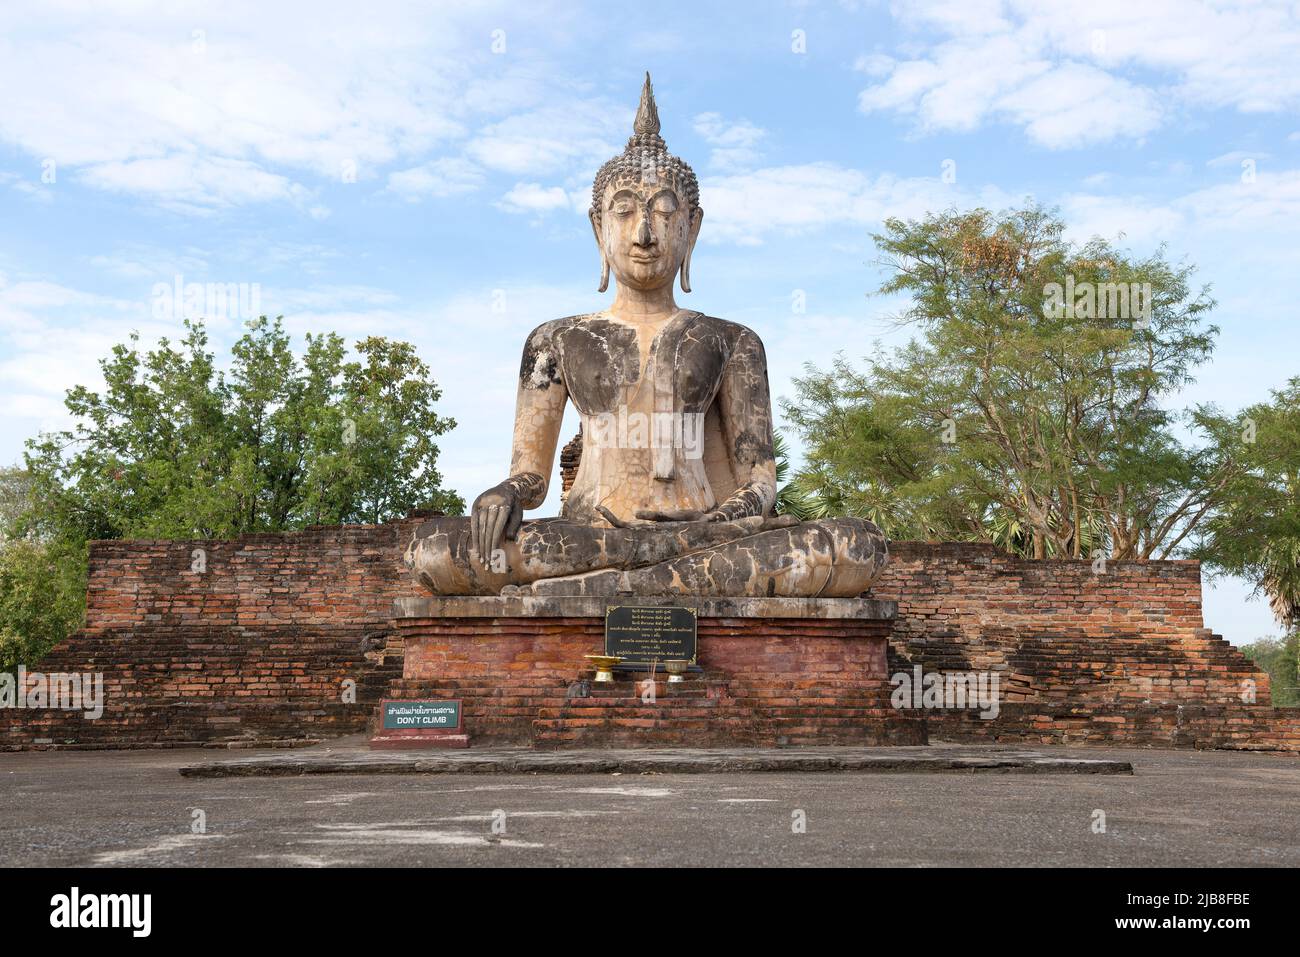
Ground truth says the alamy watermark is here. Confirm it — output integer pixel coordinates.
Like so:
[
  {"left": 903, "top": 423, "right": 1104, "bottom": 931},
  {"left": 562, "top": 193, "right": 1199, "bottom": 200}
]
[
  {"left": 151, "top": 274, "right": 261, "bottom": 321},
  {"left": 50, "top": 887, "right": 151, "bottom": 937},
  {"left": 1042, "top": 275, "right": 1152, "bottom": 327},
  {"left": 587, "top": 406, "right": 705, "bottom": 459},
  {"left": 0, "top": 667, "right": 104, "bottom": 719},
  {"left": 890, "top": 666, "right": 1000, "bottom": 719}
]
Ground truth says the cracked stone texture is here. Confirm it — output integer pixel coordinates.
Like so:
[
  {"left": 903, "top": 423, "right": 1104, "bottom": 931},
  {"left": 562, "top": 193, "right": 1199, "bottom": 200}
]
[
  {"left": 391, "top": 595, "right": 898, "bottom": 620},
  {"left": 406, "top": 313, "right": 892, "bottom": 598},
  {"left": 403, "top": 75, "right": 886, "bottom": 599},
  {"left": 407, "top": 511, "right": 888, "bottom": 598},
  {"left": 178, "top": 743, "right": 1134, "bottom": 778}
]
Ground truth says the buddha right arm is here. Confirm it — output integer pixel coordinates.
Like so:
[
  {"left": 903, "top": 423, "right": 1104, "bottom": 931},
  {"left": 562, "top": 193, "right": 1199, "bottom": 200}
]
[
  {"left": 470, "top": 323, "right": 568, "bottom": 563},
  {"left": 508, "top": 321, "right": 568, "bottom": 507}
]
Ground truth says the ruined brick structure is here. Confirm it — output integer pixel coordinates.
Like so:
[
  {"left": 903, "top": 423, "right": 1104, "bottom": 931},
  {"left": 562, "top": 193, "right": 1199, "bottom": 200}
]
[
  {"left": 2, "top": 520, "right": 1297, "bottom": 751},
  {"left": 0, "top": 520, "right": 421, "bottom": 751},
  {"left": 871, "top": 543, "right": 1300, "bottom": 750},
  {"left": 388, "top": 596, "right": 920, "bottom": 748}
]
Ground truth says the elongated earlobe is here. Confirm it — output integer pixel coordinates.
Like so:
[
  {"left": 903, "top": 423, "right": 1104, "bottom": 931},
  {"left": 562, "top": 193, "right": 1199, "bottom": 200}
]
[
  {"left": 589, "top": 208, "right": 610, "bottom": 293},
  {"left": 681, "top": 207, "right": 703, "bottom": 293}
]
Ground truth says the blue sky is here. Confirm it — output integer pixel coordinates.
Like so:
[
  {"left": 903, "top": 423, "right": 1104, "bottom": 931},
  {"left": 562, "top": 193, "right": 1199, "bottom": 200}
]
[{"left": 1, "top": 0, "right": 1298, "bottom": 641}]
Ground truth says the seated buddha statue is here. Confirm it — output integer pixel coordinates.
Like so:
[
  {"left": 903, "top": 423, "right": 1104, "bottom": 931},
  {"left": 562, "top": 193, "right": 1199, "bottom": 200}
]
[{"left": 406, "top": 74, "right": 887, "bottom": 599}]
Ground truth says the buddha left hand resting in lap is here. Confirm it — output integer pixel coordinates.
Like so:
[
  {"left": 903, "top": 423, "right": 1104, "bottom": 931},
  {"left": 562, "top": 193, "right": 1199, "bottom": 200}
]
[{"left": 406, "top": 74, "right": 886, "bottom": 599}]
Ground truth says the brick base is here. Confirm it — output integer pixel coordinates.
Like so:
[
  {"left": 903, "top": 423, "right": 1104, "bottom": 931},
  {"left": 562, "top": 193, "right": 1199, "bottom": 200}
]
[
  {"left": 924, "top": 703, "right": 1300, "bottom": 752},
  {"left": 385, "top": 608, "right": 925, "bottom": 748},
  {"left": 2, "top": 521, "right": 1297, "bottom": 753}
]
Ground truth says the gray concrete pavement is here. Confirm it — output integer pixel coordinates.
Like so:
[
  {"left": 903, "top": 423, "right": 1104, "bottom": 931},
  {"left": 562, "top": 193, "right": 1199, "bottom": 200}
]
[{"left": 2, "top": 742, "right": 1297, "bottom": 867}]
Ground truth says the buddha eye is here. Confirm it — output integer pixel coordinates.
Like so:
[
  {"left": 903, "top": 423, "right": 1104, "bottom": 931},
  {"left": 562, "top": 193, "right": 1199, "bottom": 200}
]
[
  {"left": 613, "top": 203, "right": 634, "bottom": 217},
  {"left": 652, "top": 195, "right": 678, "bottom": 215}
]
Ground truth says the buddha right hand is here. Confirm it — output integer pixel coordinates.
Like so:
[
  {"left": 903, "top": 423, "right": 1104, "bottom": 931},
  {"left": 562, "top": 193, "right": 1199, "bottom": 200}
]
[{"left": 470, "top": 481, "right": 524, "bottom": 567}]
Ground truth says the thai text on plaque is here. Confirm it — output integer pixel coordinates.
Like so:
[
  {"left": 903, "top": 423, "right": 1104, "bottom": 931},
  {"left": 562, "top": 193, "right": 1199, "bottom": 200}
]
[{"left": 604, "top": 605, "right": 697, "bottom": 664}]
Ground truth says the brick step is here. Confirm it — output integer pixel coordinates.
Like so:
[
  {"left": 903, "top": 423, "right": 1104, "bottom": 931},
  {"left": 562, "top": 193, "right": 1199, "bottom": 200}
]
[
  {"left": 578, "top": 687, "right": 713, "bottom": 700},
  {"left": 1009, "top": 651, "right": 1257, "bottom": 661},
  {"left": 386, "top": 683, "right": 572, "bottom": 696},
  {"left": 533, "top": 718, "right": 923, "bottom": 748},
  {"left": 547, "top": 697, "right": 721, "bottom": 711},
  {"left": 1008, "top": 650, "right": 1255, "bottom": 661}
]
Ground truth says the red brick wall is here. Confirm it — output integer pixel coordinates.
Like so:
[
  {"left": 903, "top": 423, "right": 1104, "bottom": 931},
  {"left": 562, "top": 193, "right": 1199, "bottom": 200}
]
[
  {"left": 73, "top": 535, "right": 1210, "bottom": 649},
  {"left": 0, "top": 523, "right": 1287, "bottom": 751},
  {"left": 82, "top": 521, "right": 422, "bottom": 634},
  {"left": 0, "top": 520, "right": 423, "bottom": 750},
  {"left": 871, "top": 542, "right": 1278, "bottom": 747},
  {"left": 392, "top": 615, "right": 917, "bottom": 747},
  {"left": 879, "top": 541, "right": 1205, "bottom": 637}
]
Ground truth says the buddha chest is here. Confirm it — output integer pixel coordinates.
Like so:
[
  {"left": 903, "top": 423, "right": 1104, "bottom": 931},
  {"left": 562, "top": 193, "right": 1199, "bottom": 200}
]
[{"left": 549, "top": 312, "right": 732, "bottom": 416}]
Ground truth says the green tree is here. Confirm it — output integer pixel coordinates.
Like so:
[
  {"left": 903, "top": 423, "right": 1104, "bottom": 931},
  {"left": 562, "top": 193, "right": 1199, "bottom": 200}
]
[
  {"left": 784, "top": 203, "right": 1227, "bottom": 559},
  {"left": 773, "top": 430, "right": 826, "bottom": 520},
  {"left": 0, "top": 466, "right": 88, "bottom": 672},
  {"left": 0, "top": 466, "right": 35, "bottom": 545},
  {"left": 3, "top": 318, "right": 463, "bottom": 669},
  {"left": 1238, "top": 634, "right": 1300, "bottom": 708},
  {"left": 21, "top": 317, "right": 463, "bottom": 541},
  {"left": 0, "top": 538, "right": 87, "bottom": 673},
  {"left": 1195, "top": 377, "right": 1300, "bottom": 638}
]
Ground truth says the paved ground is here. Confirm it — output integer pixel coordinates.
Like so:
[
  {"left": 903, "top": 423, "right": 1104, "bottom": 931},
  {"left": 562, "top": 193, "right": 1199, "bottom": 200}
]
[{"left": 2, "top": 741, "right": 1298, "bottom": 867}]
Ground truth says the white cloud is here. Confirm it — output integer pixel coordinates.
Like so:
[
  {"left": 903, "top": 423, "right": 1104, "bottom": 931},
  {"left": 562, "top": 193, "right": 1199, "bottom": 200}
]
[
  {"left": 0, "top": 170, "right": 54, "bottom": 203},
  {"left": 89, "top": 245, "right": 211, "bottom": 282},
  {"left": 0, "top": 1, "right": 546, "bottom": 210},
  {"left": 1061, "top": 168, "right": 1300, "bottom": 245},
  {"left": 1206, "top": 150, "right": 1269, "bottom": 168},
  {"left": 858, "top": 0, "right": 1300, "bottom": 147},
  {"left": 77, "top": 155, "right": 317, "bottom": 213},
  {"left": 496, "top": 183, "right": 584, "bottom": 215},
  {"left": 0, "top": 273, "right": 164, "bottom": 440},
  {"left": 700, "top": 162, "right": 1014, "bottom": 244},
  {"left": 693, "top": 112, "right": 766, "bottom": 170},
  {"left": 465, "top": 101, "right": 626, "bottom": 176},
  {"left": 993, "top": 63, "right": 1161, "bottom": 147},
  {"left": 386, "top": 157, "right": 485, "bottom": 201}
]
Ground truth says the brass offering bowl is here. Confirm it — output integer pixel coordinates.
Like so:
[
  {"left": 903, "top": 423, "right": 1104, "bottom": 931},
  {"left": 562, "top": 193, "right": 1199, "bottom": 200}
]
[
  {"left": 585, "top": 654, "right": 622, "bottom": 683},
  {"left": 664, "top": 659, "right": 689, "bottom": 683}
]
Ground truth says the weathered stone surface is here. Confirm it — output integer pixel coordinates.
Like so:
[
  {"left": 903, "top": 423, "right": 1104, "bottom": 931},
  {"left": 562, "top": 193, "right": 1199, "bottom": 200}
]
[
  {"left": 393, "top": 594, "right": 898, "bottom": 620},
  {"left": 403, "top": 74, "right": 888, "bottom": 599},
  {"left": 178, "top": 744, "right": 1135, "bottom": 778}
]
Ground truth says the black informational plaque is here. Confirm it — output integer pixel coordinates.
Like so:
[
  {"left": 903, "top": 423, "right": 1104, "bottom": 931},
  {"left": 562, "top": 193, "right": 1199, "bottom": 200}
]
[{"left": 604, "top": 605, "right": 697, "bottom": 664}]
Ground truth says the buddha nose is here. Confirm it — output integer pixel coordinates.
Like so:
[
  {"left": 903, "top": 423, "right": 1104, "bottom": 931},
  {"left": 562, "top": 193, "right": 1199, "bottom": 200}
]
[{"left": 635, "top": 211, "right": 655, "bottom": 247}]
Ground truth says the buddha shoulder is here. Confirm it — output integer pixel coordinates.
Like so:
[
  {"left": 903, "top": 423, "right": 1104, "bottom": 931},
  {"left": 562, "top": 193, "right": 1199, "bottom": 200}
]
[
  {"left": 685, "top": 314, "right": 768, "bottom": 364},
  {"left": 519, "top": 314, "right": 639, "bottom": 392}
]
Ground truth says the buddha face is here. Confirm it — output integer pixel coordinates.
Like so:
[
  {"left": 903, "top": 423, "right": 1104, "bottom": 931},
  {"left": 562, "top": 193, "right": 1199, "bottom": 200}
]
[{"left": 591, "top": 177, "right": 703, "bottom": 292}]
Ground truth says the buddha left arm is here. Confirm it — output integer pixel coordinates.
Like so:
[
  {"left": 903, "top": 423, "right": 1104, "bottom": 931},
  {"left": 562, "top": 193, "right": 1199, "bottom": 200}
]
[{"left": 708, "top": 328, "right": 778, "bottom": 521}]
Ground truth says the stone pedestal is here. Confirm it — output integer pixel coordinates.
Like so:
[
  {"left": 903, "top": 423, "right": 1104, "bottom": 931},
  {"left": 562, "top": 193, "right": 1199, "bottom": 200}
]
[
  {"left": 370, "top": 730, "right": 470, "bottom": 750},
  {"left": 377, "top": 595, "right": 926, "bottom": 749}
]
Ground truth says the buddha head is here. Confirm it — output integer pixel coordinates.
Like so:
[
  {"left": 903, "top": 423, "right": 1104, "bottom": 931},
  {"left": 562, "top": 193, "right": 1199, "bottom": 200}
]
[{"left": 590, "top": 73, "right": 703, "bottom": 294}]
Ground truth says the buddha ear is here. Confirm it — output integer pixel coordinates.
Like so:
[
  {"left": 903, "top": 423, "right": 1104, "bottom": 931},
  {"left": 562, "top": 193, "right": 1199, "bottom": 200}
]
[
  {"left": 681, "top": 206, "right": 703, "bottom": 294},
  {"left": 589, "top": 208, "right": 610, "bottom": 293}
]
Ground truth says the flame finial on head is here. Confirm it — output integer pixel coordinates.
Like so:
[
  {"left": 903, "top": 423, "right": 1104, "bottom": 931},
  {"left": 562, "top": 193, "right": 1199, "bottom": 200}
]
[
  {"left": 590, "top": 72, "right": 699, "bottom": 216},
  {"left": 634, "top": 72, "right": 660, "bottom": 136}
]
